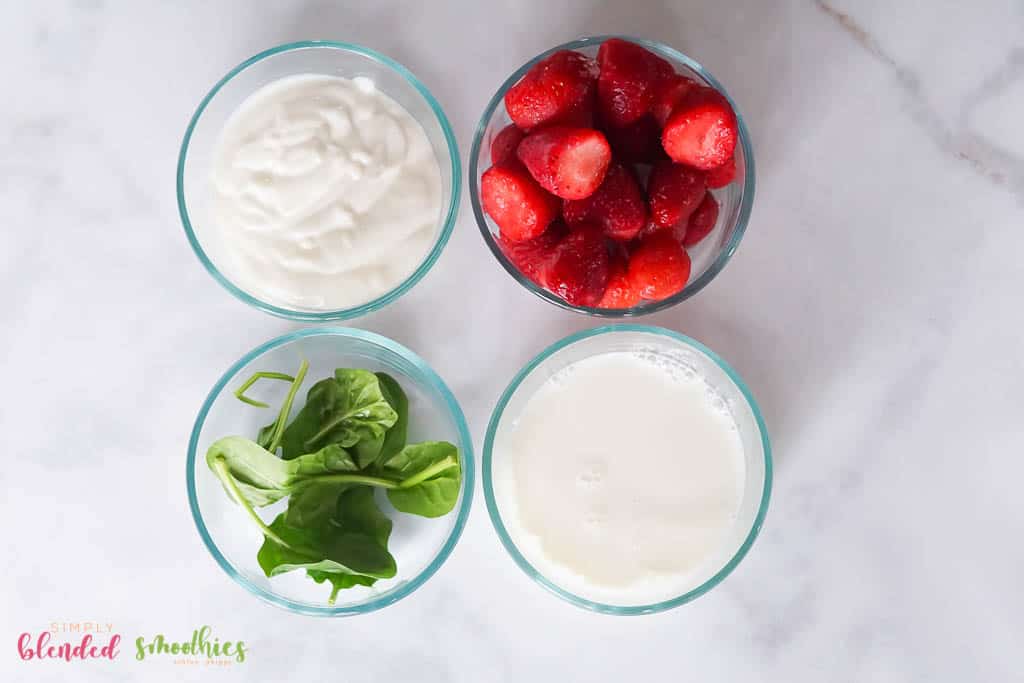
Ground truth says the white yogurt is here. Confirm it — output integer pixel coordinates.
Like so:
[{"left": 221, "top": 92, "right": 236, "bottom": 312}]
[
  {"left": 208, "top": 74, "right": 442, "bottom": 310},
  {"left": 494, "top": 350, "right": 746, "bottom": 605}
]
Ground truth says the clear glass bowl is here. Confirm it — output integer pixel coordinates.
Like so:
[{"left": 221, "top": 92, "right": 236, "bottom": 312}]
[
  {"left": 469, "top": 36, "right": 755, "bottom": 317},
  {"left": 483, "top": 325, "right": 771, "bottom": 614},
  {"left": 187, "top": 327, "right": 474, "bottom": 615},
  {"left": 177, "top": 41, "right": 461, "bottom": 321}
]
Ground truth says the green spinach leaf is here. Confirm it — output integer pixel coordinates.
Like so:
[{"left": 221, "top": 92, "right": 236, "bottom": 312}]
[
  {"left": 256, "top": 423, "right": 275, "bottom": 451},
  {"left": 350, "top": 372, "right": 408, "bottom": 468},
  {"left": 376, "top": 372, "right": 409, "bottom": 463},
  {"left": 380, "top": 442, "right": 461, "bottom": 518},
  {"left": 303, "top": 486, "right": 394, "bottom": 602},
  {"left": 387, "top": 469, "right": 460, "bottom": 518},
  {"left": 206, "top": 436, "right": 292, "bottom": 507},
  {"left": 285, "top": 482, "right": 350, "bottom": 528},
  {"left": 335, "top": 486, "right": 393, "bottom": 545},
  {"left": 256, "top": 513, "right": 396, "bottom": 579},
  {"left": 288, "top": 443, "right": 359, "bottom": 477},
  {"left": 307, "top": 570, "right": 377, "bottom": 603},
  {"left": 351, "top": 434, "right": 384, "bottom": 470},
  {"left": 209, "top": 367, "right": 462, "bottom": 605},
  {"left": 279, "top": 371, "right": 397, "bottom": 460}
]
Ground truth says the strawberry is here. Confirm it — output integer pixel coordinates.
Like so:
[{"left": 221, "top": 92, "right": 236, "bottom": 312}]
[
  {"left": 497, "top": 221, "right": 567, "bottom": 286},
  {"left": 516, "top": 126, "right": 612, "bottom": 200},
  {"left": 546, "top": 223, "right": 610, "bottom": 307},
  {"left": 628, "top": 230, "right": 691, "bottom": 300},
  {"left": 603, "top": 114, "right": 666, "bottom": 164},
  {"left": 490, "top": 124, "right": 526, "bottom": 165},
  {"left": 661, "top": 86, "right": 738, "bottom": 170},
  {"left": 669, "top": 218, "right": 689, "bottom": 243},
  {"left": 636, "top": 218, "right": 688, "bottom": 243},
  {"left": 504, "top": 50, "right": 599, "bottom": 130},
  {"left": 635, "top": 219, "right": 664, "bottom": 242},
  {"left": 705, "top": 154, "right": 736, "bottom": 188},
  {"left": 647, "top": 161, "right": 706, "bottom": 229},
  {"left": 597, "top": 38, "right": 675, "bottom": 127},
  {"left": 557, "top": 93, "right": 598, "bottom": 129},
  {"left": 597, "top": 251, "right": 641, "bottom": 309},
  {"left": 563, "top": 162, "right": 646, "bottom": 241},
  {"left": 652, "top": 74, "right": 697, "bottom": 126},
  {"left": 480, "top": 163, "right": 561, "bottom": 242},
  {"left": 682, "top": 191, "right": 719, "bottom": 247}
]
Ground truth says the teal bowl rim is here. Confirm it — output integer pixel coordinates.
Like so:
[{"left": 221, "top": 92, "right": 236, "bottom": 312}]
[
  {"left": 186, "top": 326, "right": 476, "bottom": 616},
  {"left": 177, "top": 40, "right": 463, "bottom": 321},
  {"left": 482, "top": 324, "right": 772, "bottom": 615},
  {"left": 469, "top": 35, "right": 756, "bottom": 317}
]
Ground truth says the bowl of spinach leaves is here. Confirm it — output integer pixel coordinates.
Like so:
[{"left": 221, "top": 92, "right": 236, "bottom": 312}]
[{"left": 187, "top": 327, "right": 474, "bottom": 615}]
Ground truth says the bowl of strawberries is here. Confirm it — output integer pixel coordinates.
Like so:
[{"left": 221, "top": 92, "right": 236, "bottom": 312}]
[{"left": 469, "top": 35, "right": 754, "bottom": 315}]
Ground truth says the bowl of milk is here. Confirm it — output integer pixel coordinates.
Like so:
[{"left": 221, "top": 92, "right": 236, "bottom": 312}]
[
  {"left": 177, "top": 41, "right": 461, "bottom": 320},
  {"left": 483, "top": 324, "right": 771, "bottom": 614}
]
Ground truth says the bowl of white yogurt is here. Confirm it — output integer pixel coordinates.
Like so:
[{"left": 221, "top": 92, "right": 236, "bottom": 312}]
[
  {"left": 178, "top": 41, "right": 460, "bottom": 319},
  {"left": 483, "top": 325, "right": 771, "bottom": 614}
]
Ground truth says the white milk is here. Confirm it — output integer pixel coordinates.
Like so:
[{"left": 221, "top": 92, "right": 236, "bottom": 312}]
[
  {"left": 494, "top": 350, "right": 746, "bottom": 605},
  {"left": 209, "top": 74, "right": 442, "bottom": 310}
]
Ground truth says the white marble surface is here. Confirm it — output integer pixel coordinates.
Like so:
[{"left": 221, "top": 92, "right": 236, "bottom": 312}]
[{"left": 2, "top": 1, "right": 1022, "bottom": 681}]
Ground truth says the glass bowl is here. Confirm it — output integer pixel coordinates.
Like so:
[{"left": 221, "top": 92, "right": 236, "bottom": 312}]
[
  {"left": 177, "top": 41, "right": 461, "bottom": 321},
  {"left": 469, "top": 35, "right": 755, "bottom": 317},
  {"left": 483, "top": 325, "right": 771, "bottom": 614},
  {"left": 187, "top": 327, "right": 474, "bottom": 615}
]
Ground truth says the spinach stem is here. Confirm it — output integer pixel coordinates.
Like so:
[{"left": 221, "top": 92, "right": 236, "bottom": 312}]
[
  {"left": 265, "top": 359, "right": 309, "bottom": 453},
  {"left": 233, "top": 371, "right": 296, "bottom": 408},
  {"left": 288, "top": 455, "right": 459, "bottom": 492},
  {"left": 212, "top": 457, "right": 291, "bottom": 548},
  {"left": 396, "top": 456, "right": 459, "bottom": 489},
  {"left": 292, "top": 473, "right": 401, "bottom": 490}
]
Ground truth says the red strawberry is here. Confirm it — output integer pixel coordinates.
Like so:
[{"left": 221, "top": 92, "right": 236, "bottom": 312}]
[
  {"left": 490, "top": 124, "right": 526, "bottom": 165},
  {"left": 563, "top": 163, "right": 646, "bottom": 241},
  {"left": 652, "top": 74, "right": 697, "bottom": 126},
  {"left": 480, "top": 163, "right": 561, "bottom": 242},
  {"left": 705, "top": 154, "right": 736, "bottom": 188},
  {"left": 603, "top": 114, "right": 666, "bottom": 164},
  {"left": 607, "top": 237, "right": 631, "bottom": 264},
  {"left": 504, "top": 50, "right": 598, "bottom": 130},
  {"left": 597, "top": 38, "right": 675, "bottom": 127},
  {"left": 661, "top": 86, "right": 738, "bottom": 170},
  {"left": 498, "top": 221, "right": 567, "bottom": 286},
  {"left": 682, "top": 192, "right": 719, "bottom": 247},
  {"left": 546, "top": 223, "right": 610, "bottom": 307},
  {"left": 516, "top": 126, "right": 612, "bottom": 200},
  {"left": 647, "top": 161, "right": 706, "bottom": 229},
  {"left": 669, "top": 218, "right": 689, "bottom": 243},
  {"left": 635, "top": 218, "right": 689, "bottom": 243},
  {"left": 636, "top": 219, "right": 664, "bottom": 242},
  {"left": 628, "top": 230, "right": 691, "bottom": 300},
  {"left": 597, "top": 251, "right": 641, "bottom": 309},
  {"left": 556, "top": 93, "right": 597, "bottom": 129}
]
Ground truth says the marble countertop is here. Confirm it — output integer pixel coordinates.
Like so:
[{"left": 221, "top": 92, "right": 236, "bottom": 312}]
[{"left": 3, "top": 1, "right": 1022, "bottom": 681}]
